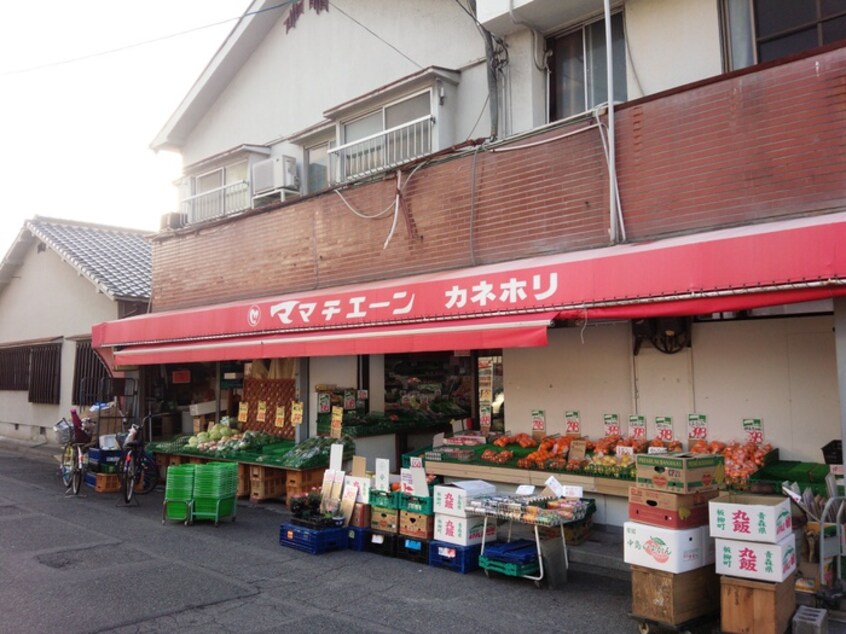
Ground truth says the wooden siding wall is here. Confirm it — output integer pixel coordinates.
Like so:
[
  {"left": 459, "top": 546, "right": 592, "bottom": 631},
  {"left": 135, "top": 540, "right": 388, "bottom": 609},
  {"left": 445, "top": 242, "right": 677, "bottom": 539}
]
[{"left": 152, "top": 47, "right": 846, "bottom": 312}]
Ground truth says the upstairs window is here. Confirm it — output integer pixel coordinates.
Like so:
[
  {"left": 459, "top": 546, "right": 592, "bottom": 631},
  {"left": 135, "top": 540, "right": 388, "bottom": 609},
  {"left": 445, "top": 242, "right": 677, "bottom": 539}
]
[
  {"left": 549, "top": 12, "right": 627, "bottom": 121},
  {"left": 182, "top": 160, "right": 250, "bottom": 224},
  {"left": 723, "top": 0, "right": 846, "bottom": 69},
  {"left": 306, "top": 142, "right": 330, "bottom": 194},
  {"left": 332, "top": 91, "right": 433, "bottom": 182}
]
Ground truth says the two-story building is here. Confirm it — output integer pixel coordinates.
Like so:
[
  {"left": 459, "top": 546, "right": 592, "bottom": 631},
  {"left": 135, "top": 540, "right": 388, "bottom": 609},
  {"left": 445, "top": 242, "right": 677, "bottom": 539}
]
[{"left": 93, "top": 0, "right": 846, "bottom": 524}]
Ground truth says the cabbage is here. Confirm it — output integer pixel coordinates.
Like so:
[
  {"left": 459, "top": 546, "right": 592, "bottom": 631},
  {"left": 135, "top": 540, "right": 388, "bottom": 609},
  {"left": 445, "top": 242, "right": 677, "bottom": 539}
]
[
  {"left": 209, "top": 429, "right": 222, "bottom": 441},
  {"left": 187, "top": 436, "right": 199, "bottom": 447},
  {"left": 197, "top": 432, "right": 210, "bottom": 443}
]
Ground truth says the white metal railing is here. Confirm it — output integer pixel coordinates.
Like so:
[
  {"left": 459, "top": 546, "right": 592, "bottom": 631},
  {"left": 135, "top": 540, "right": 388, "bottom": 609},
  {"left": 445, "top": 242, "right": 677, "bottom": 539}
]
[
  {"left": 329, "top": 115, "right": 433, "bottom": 183},
  {"left": 180, "top": 180, "right": 250, "bottom": 224}
]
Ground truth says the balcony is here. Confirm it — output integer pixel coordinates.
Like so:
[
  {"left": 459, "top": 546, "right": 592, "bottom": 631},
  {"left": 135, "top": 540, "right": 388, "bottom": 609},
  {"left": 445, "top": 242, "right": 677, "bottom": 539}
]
[
  {"left": 328, "top": 114, "right": 434, "bottom": 184},
  {"left": 180, "top": 181, "right": 250, "bottom": 224}
]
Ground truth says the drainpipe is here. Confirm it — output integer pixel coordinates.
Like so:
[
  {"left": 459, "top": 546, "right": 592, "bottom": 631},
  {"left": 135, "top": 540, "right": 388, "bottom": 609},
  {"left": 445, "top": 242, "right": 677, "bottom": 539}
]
[{"left": 604, "top": 0, "right": 619, "bottom": 243}]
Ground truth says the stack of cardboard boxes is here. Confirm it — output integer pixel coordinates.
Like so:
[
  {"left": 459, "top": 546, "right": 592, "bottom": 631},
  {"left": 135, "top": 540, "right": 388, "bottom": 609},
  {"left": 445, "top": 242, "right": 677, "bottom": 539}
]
[
  {"left": 624, "top": 453, "right": 723, "bottom": 628},
  {"left": 709, "top": 493, "right": 797, "bottom": 634},
  {"left": 429, "top": 481, "right": 497, "bottom": 573}
]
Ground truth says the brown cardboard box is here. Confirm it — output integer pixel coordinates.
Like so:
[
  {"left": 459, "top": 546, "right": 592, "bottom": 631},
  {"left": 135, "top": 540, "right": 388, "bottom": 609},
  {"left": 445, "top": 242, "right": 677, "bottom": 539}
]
[
  {"left": 371, "top": 508, "right": 399, "bottom": 534},
  {"left": 399, "top": 510, "right": 434, "bottom": 539},
  {"left": 628, "top": 486, "right": 718, "bottom": 529},
  {"left": 350, "top": 503, "right": 371, "bottom": 528}
]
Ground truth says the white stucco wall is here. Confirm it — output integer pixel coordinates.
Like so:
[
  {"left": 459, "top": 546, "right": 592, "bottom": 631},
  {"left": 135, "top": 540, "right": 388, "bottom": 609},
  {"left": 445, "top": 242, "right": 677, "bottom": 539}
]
[
  {"left": 504, "top": 316, "right": 838, "bottom": 463},
  {"left": 0, "top": 243, "right": 117, "bottom": 440},
  {"left": 181, "top": 0, "right": 487, "bottom": 165}
]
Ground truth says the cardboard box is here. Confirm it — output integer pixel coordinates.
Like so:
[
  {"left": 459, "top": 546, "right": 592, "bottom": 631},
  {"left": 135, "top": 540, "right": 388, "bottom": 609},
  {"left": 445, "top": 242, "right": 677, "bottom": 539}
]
[
  {"left": 715, "top": 532, "right": 797, "bottom": 583},
  {"left": 433, "top": 513, "right": 496, "bottom": 546},
  {"left": 344, "top": 475, "right": 372, "bottom": 504},
  {"left": 399, "top": 510, "right": 434, "bottom": 540},
  {"left": 795, "top": 558, "right": 835, "bottom": 593},
  {"left": 635, "top": 453, "right": 723, "bottom": 494},
  {"left": 720, "top": 574, "right": 795, "bottom": 634},
  {"left": 350, "top": 503, "right": 371, "bottom": 529},
  {"left": 370, "top": 508, "right": 399, "bottom": 534},
  {"left": 433, "top": 480, "right": 496, "bottom": 518},
  {"left": 630, "top": 564, "right": 720, "bottom": 626},
  {"left": 624, "top": 521, "right": 715, "bottom": 574},
  {"left": 188, "top": 397, "right": 228, "bottom": 417},
  {"left": 708, "top": 493, "right": 792, "bottom": 543},
  {"left": 628, "top": 487, "right": 718, "bottom": 529}
]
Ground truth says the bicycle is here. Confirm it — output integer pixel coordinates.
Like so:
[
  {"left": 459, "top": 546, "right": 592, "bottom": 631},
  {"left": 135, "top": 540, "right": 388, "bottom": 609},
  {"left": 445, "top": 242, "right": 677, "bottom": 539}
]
[
  {"left": 118, "top": 413, "right": 160, "bottom": 504},
  {"left": 54, "top": 409, "right": 97, "bottom": 496}
]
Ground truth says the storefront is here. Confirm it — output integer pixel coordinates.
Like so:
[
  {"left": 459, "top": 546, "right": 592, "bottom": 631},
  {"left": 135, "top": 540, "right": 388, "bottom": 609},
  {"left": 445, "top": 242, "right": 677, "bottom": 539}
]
[{"left": 92, "top": 213, "right": 846, "bottom": 526}]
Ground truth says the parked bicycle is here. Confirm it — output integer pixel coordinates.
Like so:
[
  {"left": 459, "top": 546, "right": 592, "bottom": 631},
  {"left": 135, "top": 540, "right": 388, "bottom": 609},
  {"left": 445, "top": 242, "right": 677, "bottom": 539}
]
[
  {"left": 54, "top": 408, "right": 97, "bottom": 495},
  {"left": 118, "top": 413, "right": 160, "bottom": 504}
]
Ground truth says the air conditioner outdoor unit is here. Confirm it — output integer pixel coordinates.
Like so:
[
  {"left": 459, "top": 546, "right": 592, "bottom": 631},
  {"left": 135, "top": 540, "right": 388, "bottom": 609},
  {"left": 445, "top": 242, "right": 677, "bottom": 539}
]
[
  {"left": 252, "top": 155, "right": 300, "bottom": 195},
  {"left": 160, "top": 212, "right": 187, "bottom": 230}
]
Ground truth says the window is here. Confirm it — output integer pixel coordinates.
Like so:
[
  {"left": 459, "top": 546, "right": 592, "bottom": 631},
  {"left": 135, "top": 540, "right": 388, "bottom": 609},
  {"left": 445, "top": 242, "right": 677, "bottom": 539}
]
[
  {"left": 333, "top": 91, "right": 433, "bottom": 181},
  {"left": 28, "top": 343, "right": 61, "bottom": 404},
  {"left": 72, "top": 340, "right": 110, "bottom": 406},
  {"left": 0, "top": 347, "right": 30, "bottom": 390},
  {"left": 306, "top": 142, "right": 329, "bottom": 194},
  {"left": 549, "top": 12, "right": 627, "bottom": 121},
  {"left": 185, "top": 160, "right": 250, "bottom": 223},
  {"left": 723, "top": 0, "right": 846, "bottom": 70}
]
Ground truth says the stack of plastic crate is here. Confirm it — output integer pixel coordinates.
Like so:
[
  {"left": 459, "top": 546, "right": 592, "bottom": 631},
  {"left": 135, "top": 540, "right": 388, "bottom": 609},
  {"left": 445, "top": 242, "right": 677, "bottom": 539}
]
[{"left": 191, "top": 462, "right": 238, "bottom": 525}]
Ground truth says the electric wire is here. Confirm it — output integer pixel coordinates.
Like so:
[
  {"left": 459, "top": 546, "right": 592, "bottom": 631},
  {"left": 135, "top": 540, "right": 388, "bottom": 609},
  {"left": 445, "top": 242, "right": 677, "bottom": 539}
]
[
  {"left": 328, "top": 1, "right": 423, "bottom": 69},
  {"left": 1, "top": 1, "right": 296, "bottom": 77}
]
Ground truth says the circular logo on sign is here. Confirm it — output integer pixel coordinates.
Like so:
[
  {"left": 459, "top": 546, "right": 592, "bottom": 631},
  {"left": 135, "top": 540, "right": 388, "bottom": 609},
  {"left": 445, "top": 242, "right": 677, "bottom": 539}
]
[{"left": 248, "top": 305, "right": 261, "bottom": 327}]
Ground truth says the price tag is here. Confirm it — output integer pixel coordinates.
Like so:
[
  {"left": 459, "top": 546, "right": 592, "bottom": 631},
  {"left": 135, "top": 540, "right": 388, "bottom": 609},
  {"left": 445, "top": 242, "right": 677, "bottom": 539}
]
[
  {"left": 357, "top": 389, "right": 368, "bottom": 401},
  {"left": 256, "top": 400, "right": 267, "bottom": 423},
  {"left": 317, "top": 392, "right": 331, "bottom": 414},
  {"left": 330, "top": 406, "right": 343, "bottom": 439},
  {"left": 274, "top": 405, "right": 286, "bottom": 428},
  {"left": 291, "top": 401, "right": 303, "bottom": 425},
  {"left": 616, "top": 445, "right": 634, "bottom": 457},
  {"left": 628, "top": 415, "right": 646, "bottom": 440},
  {"left": 688, "top": 413, "right": 707, "bottom": 440},
  {"left": 479, "top": 405, "right": 491, "bottom": 434},
  {"left": 565, "top": 410, "right": 581, "bottom": 436},
  {"left": 655, "top": 416, "right": 674, "bottom": 442},
  {"left": 742, "top": 418, "right": 763, "bottom": 444},
  {"left": 569, "top": 440, "right": 587, "bottom": 462},
  {"left": 648, "top": 445, "right": 668, "bottom": 454},
  {"left": 531, "top": 409, "right": 546, "bottom": 432},
  {"left": 237, "top": 402, "right": 248, "bottom": 423},
  {"left": 604, "top": 413, "right": 620, "bottom": 437},
  {"left": 343, "top": 389, "right": 356, "bottom": 410}
]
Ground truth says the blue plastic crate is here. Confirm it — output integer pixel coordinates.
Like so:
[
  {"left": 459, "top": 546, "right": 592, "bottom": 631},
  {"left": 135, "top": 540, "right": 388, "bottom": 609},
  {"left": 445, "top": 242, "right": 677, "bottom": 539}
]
[
  {"left": 347, "top": 526, "right": 369, "bottom": 552},
  {"left": 364, "top": 530, "right": 398, "bottom": 557},
  {"left": 397, "top": 537, "right": 429, "bottom": 564},
  {"left": 481, "top": 539, "right": 538, "bottom": 564},
  {"left": 428, "top": 540, "right": 482, "bottom": 574},
  {"left": 279, "top": 523, "right": 348, "bottom": 555},
  {"left": 84, "top": 471, "right": 97, "bottom": 488},
  {"left": 88, "top": 448, "right": 123, "bottom": 465}
]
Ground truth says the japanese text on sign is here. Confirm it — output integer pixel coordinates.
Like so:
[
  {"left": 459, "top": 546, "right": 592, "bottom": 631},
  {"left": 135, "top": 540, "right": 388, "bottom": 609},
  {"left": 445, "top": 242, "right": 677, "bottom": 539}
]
[
  {"left": 531, "top": 410, "right": 546, "bottom": 432},
  {"left": 628, "top": 415, "right": 646, "bottom": 439},
  {"left": 688, "top": 413, "right": 707, "bottom": 440},
  {"left": 291, "top": 401, "right": 303, "bottom": 425},
  {"left": 565, "top": 410, "right": 581, "bottom": 435},
  {"left": 655, "top": 416, "right": 673, "bottom": 441},
  {"left": 604, "top": 414, "right": 620, "bottom": 437},
  {"left": 743, "top": 418, "right": 763, "bottom": 444}
]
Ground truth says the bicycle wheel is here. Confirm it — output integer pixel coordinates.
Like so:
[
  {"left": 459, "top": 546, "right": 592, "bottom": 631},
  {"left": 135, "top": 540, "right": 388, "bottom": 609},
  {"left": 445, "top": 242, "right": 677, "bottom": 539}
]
[
  {"left": 60, "top": 444, "right": 74, "bottom": 488},
  {"left": 71, "top": 452, "right": 83, "bottom": 495},
  {"left": 138, "top": 452, "right": 159, "bottom": 494},
  {"left": 122, "top": 452, "right": 137, "bottom": 504}
]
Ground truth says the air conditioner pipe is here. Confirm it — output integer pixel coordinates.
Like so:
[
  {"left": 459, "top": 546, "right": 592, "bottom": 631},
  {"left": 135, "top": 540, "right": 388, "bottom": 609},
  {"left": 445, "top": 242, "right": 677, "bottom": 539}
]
[{"left": 604, "top": 0, "right": 620, "bottom": 244}]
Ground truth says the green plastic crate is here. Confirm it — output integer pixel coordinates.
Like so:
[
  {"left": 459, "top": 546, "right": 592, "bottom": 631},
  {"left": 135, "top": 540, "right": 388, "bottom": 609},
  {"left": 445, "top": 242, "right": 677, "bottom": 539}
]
[
  {"left": 399, "top": 490, "right": 434, "bottom": 514},
  {"left": 479, "top": 555, "right": 540, "bottom": 577},
  {"left": 369, "top": 489, "right": 399, "bottom": 510}
]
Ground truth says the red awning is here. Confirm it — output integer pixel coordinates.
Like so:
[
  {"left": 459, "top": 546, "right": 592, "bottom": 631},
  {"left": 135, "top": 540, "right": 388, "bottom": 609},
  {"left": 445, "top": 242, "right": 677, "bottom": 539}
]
[
  {"left": 111, "top": 314, "right": 556, "bottom": 366},
  {"left": 94, "top": 212, "right": 846, "bottom": 365}
]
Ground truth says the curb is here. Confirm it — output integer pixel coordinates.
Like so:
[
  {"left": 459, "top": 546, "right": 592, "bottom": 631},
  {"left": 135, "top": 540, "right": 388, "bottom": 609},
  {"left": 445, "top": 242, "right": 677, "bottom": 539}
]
[{"left": 0, "top": 437, "right": 61, "bottom": 464}]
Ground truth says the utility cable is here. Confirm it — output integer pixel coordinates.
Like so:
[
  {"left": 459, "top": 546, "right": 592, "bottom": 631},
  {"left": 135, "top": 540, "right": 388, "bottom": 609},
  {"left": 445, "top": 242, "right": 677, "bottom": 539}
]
[
  {"left": 328, "top": 1, "right": 422, "bottom": 69},
  {"left": 1, "top": 1, "right": 296, "bottom": 77}
]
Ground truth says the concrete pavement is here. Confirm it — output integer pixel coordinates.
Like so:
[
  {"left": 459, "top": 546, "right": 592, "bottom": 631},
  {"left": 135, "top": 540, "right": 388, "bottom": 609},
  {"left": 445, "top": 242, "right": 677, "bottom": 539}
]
[{"left": 0, "top": 441, "right": 640, "bottom": 634}]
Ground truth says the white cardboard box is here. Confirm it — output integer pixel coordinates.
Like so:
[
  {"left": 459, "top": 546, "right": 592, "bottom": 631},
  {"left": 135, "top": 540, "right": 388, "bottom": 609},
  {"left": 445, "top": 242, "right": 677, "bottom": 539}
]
[
  {"left": 188, "top": 397, "right": 229, "bottom": 417},
  {"left": 708, "top": 493, "right": 792, "bottom": 544},
  {"left": 433, "top": 480, "right": 496, "bottom": 518},
  {"left": 624, "top": 521, "right": 715, "bottom": 574},
  {"left": 715, "top": 532, "right": 797, "bottom": 583},
  {"left": 344, "top": 475, "right": 372, "bottom": 504},
  {"left": 433, "top": 513, "right": 496, "bottom": 546}
]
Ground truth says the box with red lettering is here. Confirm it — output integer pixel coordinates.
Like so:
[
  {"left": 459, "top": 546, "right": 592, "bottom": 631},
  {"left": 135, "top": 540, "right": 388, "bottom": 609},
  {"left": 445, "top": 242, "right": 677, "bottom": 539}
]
[{"left": 708, "top": 493, "right": 792, "bottom": 543}]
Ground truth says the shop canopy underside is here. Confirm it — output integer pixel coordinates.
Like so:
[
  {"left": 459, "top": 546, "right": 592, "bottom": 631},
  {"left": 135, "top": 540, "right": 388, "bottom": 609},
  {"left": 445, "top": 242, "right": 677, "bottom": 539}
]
[{"left": 94, "top": 212, "right": 846, "bottom": 366}]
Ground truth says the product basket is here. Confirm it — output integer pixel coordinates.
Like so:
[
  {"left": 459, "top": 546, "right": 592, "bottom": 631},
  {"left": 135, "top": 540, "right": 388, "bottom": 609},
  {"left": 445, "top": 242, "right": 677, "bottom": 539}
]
[{"left": 53, "top": 419, "right": 73, "bottom": 445}]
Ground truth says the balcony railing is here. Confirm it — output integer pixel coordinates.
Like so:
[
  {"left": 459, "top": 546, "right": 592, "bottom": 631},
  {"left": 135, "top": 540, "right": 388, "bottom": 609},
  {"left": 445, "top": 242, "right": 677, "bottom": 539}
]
[
  {"left": 329, "top": 115, "right": 434, "bottom": 184},
  {"left": 180, "top": 181, "right": 250, "bottom": 224}
]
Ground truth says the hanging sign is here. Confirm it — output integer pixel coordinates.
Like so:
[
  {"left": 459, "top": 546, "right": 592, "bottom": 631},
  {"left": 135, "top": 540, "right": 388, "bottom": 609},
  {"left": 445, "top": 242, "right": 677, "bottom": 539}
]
[
  {"left": 565, "top": 410, "right": 581, "bottom": 436},
  {"left": 291, "top": 401, "right": 304, "bottom": 425},
  {"left": 343, "top": 389, "right": 356, "bottom": 410},
  {"left": 479, "top": 405, "right": 492, "bottom": 434},
  {"left": 330, "top": 405, "right": 344, "bottom": 439},
  {"left": 743, "top": 418, "right": 764, "bottom": 444},
  {"left": 655, "top": 416, "right": 674, "bottom": 442},
  {"left": 604, "top": 413, "right": 620, "bottom": 437},
  {"left": 238, "top": 401, "right": 249, "bottom": 423},
  {"left": 531, "top": 409, "right": 546, "bottom": 432},
  {"left": 274, "top": 405, "right": 286, "bottom": 428},
  {"left": 688, "top": 413, "right": 707, "bottom": 441},
  {"left": 628, "top": 415, "right": 647, "bottom": 440},
  {"left": 256, "top": 400, "right": 267, "bottom": 423}
]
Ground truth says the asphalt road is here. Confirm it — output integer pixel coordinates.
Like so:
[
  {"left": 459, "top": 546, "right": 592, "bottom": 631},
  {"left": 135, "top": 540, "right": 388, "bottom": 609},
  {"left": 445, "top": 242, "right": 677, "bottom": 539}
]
[{"left": 0, "top": 446, "right": 639, "bottom": 634}]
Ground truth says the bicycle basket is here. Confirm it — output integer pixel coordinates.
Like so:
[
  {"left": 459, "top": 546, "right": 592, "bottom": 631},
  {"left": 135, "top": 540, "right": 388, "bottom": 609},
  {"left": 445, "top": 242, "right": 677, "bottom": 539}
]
[{"left": 53, "top": 419, "right": 72, "bottom": 445}]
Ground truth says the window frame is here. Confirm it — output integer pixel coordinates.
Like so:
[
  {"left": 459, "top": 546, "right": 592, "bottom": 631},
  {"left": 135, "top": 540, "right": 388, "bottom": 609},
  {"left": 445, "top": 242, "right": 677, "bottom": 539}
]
[
  {"left": 0, "top": 347, "right": 30, "bottom": 391},
  {"left": 28, "top": 343, "right": 62, "bottom": 405},
  {"left": 72, "top": 339, "right": 110, "bottom": 406}
]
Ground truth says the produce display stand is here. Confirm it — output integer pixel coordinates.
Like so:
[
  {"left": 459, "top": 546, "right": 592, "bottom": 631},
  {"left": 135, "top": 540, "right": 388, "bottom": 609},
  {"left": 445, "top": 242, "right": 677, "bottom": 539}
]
[{"left": 467, "top": 495, "right": 592, "bottom": 588}]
